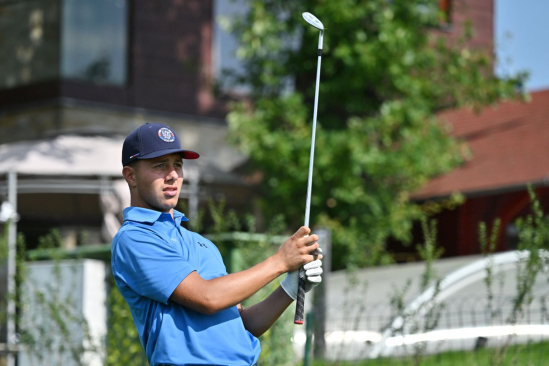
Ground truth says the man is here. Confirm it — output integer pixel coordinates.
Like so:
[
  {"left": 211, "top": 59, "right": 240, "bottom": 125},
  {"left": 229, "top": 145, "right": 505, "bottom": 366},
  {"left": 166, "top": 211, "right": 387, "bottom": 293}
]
[{"left": 111, "top": 123, "right": 323, "bottom": 366}]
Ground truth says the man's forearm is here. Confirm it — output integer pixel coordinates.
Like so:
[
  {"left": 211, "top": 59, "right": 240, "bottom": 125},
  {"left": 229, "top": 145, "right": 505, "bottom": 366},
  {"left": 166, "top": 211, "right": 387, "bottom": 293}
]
[
  {"left": 170, "top": 255, "right": 287, "bottom": 314},
  {"left": 169, "top": 227, "right": 319, "bottom": 315},
  {"left": 239, "top": 286, "right": 293, "bottom": 337}
]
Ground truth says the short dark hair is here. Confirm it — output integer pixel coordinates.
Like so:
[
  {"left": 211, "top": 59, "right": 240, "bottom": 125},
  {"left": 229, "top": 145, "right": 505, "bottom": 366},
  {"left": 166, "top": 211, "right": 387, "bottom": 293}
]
[{"left": 126, "top": 159, "right": 140, "bottom": 170}]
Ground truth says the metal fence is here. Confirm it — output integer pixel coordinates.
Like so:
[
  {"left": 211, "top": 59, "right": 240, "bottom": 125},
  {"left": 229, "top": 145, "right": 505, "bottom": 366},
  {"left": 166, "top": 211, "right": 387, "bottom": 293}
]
[{"left": 304, "top": 295, "right": 549, "bottom": 362}]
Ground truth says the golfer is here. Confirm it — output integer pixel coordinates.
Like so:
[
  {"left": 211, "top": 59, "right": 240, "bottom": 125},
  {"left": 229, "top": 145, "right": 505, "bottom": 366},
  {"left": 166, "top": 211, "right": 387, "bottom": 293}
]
[{"left": 111, "top": 123, "right": 323, "bottom": 366}]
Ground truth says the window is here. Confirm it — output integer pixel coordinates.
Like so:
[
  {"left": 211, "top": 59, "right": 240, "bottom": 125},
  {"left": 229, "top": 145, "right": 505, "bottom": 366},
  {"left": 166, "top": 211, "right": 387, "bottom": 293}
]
[
  {"left": 212, "top": 0, "right": 295, "bottom": 95},
  {"left": 439, "top": 0, "right": 452, "bottom": 28},
  {"left": 0, "top": 0, "right": 128, "bottom": 90},
  {"left": 0, "top": 0, "right": 60, "bottom": 90},
  {"left": 61, "top": 0, "right": 128, "bottom": 85},
  {"left": 213, "top": 0, "right": 248, "bottom": 92}
]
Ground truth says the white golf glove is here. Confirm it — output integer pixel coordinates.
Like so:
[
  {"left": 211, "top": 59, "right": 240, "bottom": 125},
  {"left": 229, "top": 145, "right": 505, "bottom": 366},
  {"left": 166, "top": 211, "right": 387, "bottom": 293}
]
[{"left": 280, "top": 259, "right": 323, "bottom": 301}]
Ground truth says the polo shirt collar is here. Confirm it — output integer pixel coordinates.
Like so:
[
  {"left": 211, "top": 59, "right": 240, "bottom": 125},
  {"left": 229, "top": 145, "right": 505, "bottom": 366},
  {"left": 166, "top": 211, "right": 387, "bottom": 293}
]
[
  {"left": 173, "top": 209, "right": 190, "bottom": 225},
  {"left": 123, "top": 207, "right": 190, "bottom": 224}
]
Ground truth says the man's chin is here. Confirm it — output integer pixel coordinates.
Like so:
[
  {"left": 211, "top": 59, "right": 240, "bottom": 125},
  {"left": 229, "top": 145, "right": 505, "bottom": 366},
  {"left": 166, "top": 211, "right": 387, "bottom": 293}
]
[
  {"left": 161, "top": 201, "right": 178, "bottom": 212},
  {"left": 151, "top": 199, "right": 178, "bottom": 213}
]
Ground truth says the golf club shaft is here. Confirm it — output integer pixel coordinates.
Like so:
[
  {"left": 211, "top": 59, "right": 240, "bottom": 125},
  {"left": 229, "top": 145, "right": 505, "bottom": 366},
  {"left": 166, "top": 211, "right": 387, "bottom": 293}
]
[
  {"left": 304, "top": 55, "right": 321, "bottom": 228},
  {"left": 294, "top": 32, "right": 323, "bottom": 325}
]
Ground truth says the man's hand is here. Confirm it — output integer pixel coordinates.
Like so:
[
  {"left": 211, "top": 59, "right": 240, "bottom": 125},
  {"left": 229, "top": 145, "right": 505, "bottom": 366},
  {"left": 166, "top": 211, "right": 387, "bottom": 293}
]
[
  {"left": 238, "top": 227, "right": 323, "bottom": 336},
  {"left": 280, "top": 259, "right": 323, "bottom": 300},
  {"left": 275, "top": 226, "right": 321, "bottom": 272},
  {"left": 277, "top": 226, "right": 323, "bottom": 301}
]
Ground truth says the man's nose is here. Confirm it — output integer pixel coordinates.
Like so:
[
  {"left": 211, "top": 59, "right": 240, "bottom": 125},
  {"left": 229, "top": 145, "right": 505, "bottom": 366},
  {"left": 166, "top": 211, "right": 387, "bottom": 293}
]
[{"left": 166, "top": 167, "right": 179, "bottom": 180}]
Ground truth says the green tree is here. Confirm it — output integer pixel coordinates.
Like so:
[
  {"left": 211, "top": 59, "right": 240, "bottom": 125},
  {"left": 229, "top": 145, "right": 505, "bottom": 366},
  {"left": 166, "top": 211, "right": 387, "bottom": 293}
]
[{"left": 225, "top": 0, "right": 525, "bottom": 269}]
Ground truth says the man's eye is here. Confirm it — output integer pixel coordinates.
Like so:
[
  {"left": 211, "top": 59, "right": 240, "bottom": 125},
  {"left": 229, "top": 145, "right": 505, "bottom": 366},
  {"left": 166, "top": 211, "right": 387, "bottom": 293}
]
[
  {"left": 155, "top": 164, "right": 164, "bottom": 168},
  {"left": 175, "top": 163, "right": 183, "bottom": 168}
]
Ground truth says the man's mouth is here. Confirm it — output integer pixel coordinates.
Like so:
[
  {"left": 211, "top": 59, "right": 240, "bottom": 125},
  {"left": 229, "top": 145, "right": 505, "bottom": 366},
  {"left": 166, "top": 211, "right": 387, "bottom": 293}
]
[{"left": 163, "top": 186, "right": 178, "bottom": 197}]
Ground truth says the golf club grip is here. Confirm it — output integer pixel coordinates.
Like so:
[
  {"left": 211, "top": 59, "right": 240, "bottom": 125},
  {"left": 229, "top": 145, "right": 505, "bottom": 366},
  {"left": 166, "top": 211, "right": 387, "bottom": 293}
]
[{"left": 294, "top": 269, "right": 306, "bottom": 324}]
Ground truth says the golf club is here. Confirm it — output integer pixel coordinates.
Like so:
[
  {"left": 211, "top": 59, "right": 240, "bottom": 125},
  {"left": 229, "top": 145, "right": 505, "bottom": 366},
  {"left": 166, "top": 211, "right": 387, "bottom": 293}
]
[{"left": 294, "top": 11, "right": 324, "bottom": 325}]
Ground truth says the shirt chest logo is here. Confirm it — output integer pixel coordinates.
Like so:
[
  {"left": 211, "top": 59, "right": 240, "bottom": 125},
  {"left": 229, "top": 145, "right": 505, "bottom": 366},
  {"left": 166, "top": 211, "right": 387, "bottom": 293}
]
[{"left": 197, "top": 241, "right": 208, "bottom": 248}]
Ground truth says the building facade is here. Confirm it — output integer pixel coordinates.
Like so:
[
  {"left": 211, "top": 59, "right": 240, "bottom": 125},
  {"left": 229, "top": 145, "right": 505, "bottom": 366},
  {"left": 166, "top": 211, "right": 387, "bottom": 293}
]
[{"left": 0, "top": 0, "right": 252, "bottom": 247}]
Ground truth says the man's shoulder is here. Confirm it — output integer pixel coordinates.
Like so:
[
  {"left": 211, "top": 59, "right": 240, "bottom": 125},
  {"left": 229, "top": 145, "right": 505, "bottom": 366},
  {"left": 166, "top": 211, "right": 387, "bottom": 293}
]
[
  {"left": 112, "top": 222, "right": 165, "bottom": 250},
  {"left": 117, "top": 221, "right": 159, "bottom": 236}
]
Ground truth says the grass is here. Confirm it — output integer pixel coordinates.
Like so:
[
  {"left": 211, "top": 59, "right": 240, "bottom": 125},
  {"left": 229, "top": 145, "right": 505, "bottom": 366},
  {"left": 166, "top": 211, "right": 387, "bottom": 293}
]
[{"left": 311, "top": 341, "right": 549, "bottom": 366}]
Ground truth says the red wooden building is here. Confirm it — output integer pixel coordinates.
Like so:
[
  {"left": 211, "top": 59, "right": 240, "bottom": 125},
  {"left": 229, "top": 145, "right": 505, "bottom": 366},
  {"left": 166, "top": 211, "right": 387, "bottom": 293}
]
[
  {"left": 407, "top": 0, "right": 549, "bottom": 257},
  {"left": 414, "top": 90, "right": 549, "bottom": 257}
]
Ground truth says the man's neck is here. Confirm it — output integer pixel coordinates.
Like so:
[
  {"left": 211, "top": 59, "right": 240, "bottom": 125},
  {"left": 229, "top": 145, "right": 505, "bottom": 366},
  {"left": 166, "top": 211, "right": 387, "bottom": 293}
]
[{"left": 130, "top": 200, "right": 174, "bottom": 219}]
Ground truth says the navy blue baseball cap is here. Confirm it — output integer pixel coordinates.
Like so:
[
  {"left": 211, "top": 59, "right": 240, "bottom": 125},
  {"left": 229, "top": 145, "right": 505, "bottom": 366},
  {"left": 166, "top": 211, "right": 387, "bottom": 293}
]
[{"left": 122, "top": 123, "right": 199, "bottom": 166}]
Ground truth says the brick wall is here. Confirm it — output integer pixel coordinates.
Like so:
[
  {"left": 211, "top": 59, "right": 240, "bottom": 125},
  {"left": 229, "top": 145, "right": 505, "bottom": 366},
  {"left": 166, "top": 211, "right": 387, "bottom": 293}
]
[
  {"left": 0, "top": 0, "right": 496, "bottom": 118},
  {"left": 434, "top": 0, "right": 494, "bottom": 52},
  {"left": 63, "top": 0, "right": 224, "bottom": 117},
  {"left": 0, "top": 0, "right": 225, "bottom": 118}
]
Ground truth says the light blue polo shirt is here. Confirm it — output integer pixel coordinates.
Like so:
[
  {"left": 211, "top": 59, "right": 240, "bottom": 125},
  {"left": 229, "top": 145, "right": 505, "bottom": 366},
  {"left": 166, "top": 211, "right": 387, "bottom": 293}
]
[{"left": 111, "top": 207, "right": 261, "bottom": 366}]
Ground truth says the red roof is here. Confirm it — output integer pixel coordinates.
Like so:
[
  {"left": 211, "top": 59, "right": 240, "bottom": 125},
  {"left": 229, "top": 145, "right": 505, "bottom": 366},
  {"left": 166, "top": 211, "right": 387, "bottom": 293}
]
[{"left": 415, "top": 89, "right": 549, "bottom": 199}]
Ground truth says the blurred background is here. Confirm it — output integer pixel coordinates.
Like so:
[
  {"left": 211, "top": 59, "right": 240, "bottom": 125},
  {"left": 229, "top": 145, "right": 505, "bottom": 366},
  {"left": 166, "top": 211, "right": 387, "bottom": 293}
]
[{"left": 0, "top": 0, "right": 548, "bottom": 365}]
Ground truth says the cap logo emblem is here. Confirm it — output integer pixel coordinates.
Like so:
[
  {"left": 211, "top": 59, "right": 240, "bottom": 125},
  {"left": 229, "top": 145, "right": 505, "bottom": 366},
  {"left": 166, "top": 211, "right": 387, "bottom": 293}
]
[{"left": 158, "top": 127, "right": 175, "bottom": 142}]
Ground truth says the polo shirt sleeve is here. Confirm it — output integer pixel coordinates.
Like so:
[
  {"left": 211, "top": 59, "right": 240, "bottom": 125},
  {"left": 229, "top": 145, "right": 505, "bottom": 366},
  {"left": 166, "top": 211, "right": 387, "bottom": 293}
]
[{"left": 112, "top": 228, "right": 195, "bottom": 304}]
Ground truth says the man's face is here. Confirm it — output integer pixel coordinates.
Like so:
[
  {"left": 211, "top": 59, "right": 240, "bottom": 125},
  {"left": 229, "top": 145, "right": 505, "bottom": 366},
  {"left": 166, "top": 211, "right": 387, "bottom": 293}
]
[{"left": 125, "top": 153, "right": 184, "bottom": 213}]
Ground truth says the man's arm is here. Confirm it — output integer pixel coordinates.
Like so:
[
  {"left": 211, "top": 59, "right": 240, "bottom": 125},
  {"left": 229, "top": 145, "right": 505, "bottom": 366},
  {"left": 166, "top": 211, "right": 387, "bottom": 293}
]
[
  {"left": 237, "top": 258, "right": 323, "bottom": 337},
  {"left": 169, "top": 226, "right": 319, "bottom": 315},
  {"left": 237, "top": 286, "right": 293, "bottom": 337}
]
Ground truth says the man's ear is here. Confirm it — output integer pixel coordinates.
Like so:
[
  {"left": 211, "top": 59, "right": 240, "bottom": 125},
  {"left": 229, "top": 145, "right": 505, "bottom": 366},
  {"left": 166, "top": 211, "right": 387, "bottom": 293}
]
[{"left": 122, "top": 165, "right": 137, "bottom": 188}]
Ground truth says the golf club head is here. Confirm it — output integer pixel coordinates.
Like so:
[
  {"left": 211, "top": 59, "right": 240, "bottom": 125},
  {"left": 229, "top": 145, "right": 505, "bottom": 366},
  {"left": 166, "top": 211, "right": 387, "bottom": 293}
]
[{"left": 302, "top": 12, "right": 324, "bottom": 31}]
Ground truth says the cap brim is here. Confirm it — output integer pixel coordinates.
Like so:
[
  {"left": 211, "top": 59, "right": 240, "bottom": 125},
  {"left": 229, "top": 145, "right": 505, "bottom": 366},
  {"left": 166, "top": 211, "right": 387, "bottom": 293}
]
[{"left": 138, "top": 148, "right": 200, "bottom": 160}]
